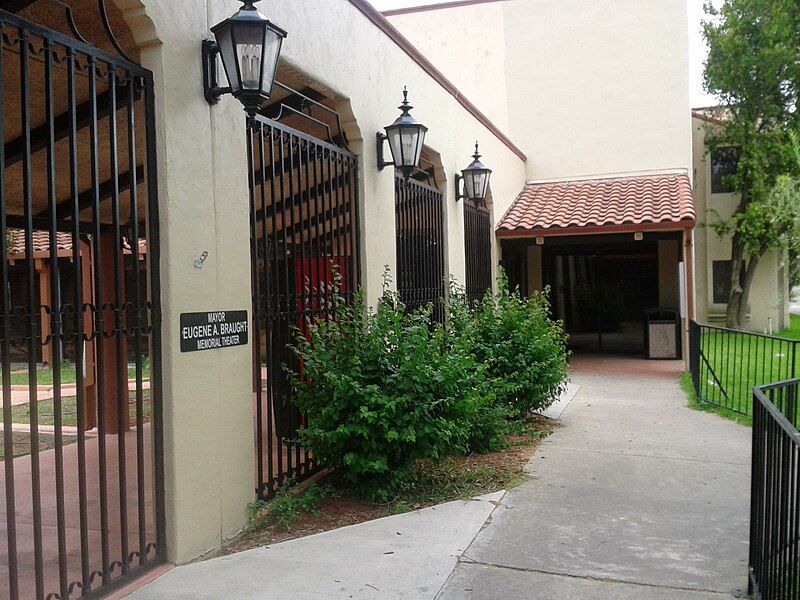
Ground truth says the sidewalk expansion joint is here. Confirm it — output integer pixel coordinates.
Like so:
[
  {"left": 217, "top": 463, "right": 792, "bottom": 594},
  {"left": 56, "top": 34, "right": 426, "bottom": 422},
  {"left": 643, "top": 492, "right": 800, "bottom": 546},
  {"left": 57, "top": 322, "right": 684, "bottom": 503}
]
[{"left": 457, "top": 558, "right": 736, "bottom": 597}]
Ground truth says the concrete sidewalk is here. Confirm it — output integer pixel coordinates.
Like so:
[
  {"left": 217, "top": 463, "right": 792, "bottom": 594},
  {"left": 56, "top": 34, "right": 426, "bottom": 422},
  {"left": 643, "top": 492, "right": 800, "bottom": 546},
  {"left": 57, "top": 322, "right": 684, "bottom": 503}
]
[
  {"left": 437, "top": 371, "right": 751, "bottom": 599},
  {"left": 128, "top": 491, "right": 505, "bottom": 599}
]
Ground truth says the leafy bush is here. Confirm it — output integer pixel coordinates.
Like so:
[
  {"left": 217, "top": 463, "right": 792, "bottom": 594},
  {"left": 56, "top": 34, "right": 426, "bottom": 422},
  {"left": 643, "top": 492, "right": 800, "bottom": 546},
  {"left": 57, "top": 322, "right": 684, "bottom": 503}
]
[
  {"left": 247, "top": 483, "right": 328, "bottom": 531},
  {"left": 289, "top": 274, "right": 484, "bottom": 496},
  {"left": 452, "top": 272, "right": 569, "bottom": 416}
]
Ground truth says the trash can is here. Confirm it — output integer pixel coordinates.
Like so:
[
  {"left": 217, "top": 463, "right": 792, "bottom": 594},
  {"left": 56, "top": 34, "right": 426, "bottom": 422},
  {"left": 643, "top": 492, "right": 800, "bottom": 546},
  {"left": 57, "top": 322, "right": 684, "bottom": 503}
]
[{"left": 644, "top": 308, "right": 681, "bottom": 360}]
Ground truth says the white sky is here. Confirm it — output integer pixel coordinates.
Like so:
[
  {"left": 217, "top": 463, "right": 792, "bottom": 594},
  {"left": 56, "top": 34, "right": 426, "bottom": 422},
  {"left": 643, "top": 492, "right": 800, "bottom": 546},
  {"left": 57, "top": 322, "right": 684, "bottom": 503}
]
[{"left": 369, "top": 0, "right": 717, "bottom": 108}]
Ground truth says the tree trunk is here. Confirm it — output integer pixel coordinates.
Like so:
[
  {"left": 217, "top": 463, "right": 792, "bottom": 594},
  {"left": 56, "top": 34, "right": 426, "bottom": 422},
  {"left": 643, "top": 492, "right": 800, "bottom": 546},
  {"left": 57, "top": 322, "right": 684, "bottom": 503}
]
[
  {"left": 725, "top": 231, "right": 763, "bottom": 330},
  {"left": 737, "top": 253, "right": 761, "bottom": 328},
  {"left": 725, "top": 234, "right": 747, "bottom": 329}
]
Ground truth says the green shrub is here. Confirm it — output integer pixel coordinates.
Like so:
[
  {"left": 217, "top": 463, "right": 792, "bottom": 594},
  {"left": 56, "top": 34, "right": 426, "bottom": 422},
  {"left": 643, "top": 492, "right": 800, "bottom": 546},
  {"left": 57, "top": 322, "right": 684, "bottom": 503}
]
[
  {"left": 247, "top": 483, "right": 328, "bottom": 531},
  {"left": 289, "top": 274, "right": 484, "bottom": 496},
  {"left": 452, "top": 271, "right": 569, "bottom": 416}
]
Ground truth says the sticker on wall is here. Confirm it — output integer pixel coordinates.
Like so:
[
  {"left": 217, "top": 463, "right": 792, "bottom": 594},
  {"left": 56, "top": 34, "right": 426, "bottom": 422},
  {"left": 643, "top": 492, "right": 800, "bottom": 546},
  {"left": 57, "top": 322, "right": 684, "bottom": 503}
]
[{"left": 180, "top": 310, "right": 249, "bottom": 352}]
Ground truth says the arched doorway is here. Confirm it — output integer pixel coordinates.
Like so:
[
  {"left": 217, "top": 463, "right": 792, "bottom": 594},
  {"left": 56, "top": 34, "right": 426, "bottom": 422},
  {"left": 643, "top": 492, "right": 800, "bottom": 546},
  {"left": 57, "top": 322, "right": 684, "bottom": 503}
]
[
  {"left": 246, "top": 65, "right": 362, "bottom": 499},
  {"left": 0, "top": 2, "right": 164, "bottom": 598}
]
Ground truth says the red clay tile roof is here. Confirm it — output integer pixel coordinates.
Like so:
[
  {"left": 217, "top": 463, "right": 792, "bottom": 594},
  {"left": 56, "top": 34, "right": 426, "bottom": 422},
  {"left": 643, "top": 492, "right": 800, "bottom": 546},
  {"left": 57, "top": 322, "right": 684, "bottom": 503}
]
[
  {"left": 496, "top": 173, "right": 695, "bottom": 237},
  {"left": 7, "top": 229, "right": 72, "bottom": 256},
  {"left": 6, "top": 229, "right": 146, "bottom": 257}
]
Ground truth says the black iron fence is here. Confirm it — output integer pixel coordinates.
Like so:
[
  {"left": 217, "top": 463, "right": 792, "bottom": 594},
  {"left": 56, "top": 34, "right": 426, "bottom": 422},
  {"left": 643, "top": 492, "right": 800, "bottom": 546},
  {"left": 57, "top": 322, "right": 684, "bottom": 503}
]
[
  {"left": 750, "top": 380, "right": 800, "bottom": 599},
  {"left": 689, "top": 321, "right": 800, "bottom": 599},
  {"left": 0, "top": 8, "right": 164, "bottom": 600},
  {"left": 689, "top": 320, "right": 799, "bottom": 416},
  {"left": 248, "top": 115, "right": 360, "bottom": 499},
  {"left": 394, "top": 176, "right": 446, "bottom": 321},
  {"left": 463, "top": 200, "right": 492, "bottom": 303}
]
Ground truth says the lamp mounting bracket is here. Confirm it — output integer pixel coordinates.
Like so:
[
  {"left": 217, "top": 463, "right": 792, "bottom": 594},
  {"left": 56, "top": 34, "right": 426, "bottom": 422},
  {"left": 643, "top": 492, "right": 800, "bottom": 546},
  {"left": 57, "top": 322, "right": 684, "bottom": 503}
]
[
  {"left": 202, "top": 39, "right": 232, "bottom": 105},
  {"left": 376, "top": 132, "right": 393, "bottom": 170}
]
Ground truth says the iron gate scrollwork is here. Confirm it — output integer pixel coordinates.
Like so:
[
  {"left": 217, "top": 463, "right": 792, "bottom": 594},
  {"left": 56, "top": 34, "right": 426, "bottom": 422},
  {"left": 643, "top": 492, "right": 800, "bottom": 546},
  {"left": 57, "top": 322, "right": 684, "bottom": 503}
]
[
  {"left": 394, "top": 176, "right": 446, "bottom": 321},
  {"left": 0, "top": 8, "right": 164, "bottom": 600},
  {"left": 248, "top": 115, "right": 360, "bottom": 500}
]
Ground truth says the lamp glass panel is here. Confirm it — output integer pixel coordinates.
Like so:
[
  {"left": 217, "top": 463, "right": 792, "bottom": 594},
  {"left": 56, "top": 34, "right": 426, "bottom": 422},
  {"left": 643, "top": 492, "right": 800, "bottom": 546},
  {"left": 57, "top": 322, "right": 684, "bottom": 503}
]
[
  {"left": 260, "top": 29, "right": 283, "bottom": 95},
  {"left": 399, "top": 126, "right": 420, "bottom": 166},
  {"left": 388, "top": 125, "right": 421, "bottom": 167},
  {"left": 463, "top": 171, "right": 476, "bottom": 199},
  {"left": 233, "top": 23, "right": 266, "bottom": 90},
  {"left": 215, "top": 23, "right": 240, "bottom": 93},
  {"left": 387, "top": 127, "right": 404, "bottom": 166},
  {"left": 480, "top": 172, "right": 491, "bottom": 198},
  {"left": 413, "top": 128, "right": 426, "bottom": 168}
]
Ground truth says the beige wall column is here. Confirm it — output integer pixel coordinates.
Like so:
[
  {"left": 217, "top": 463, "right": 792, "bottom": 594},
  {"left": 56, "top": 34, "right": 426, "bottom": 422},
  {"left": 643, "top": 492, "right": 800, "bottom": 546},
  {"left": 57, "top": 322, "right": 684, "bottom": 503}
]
[
  {"left": 527, "top": 244, "right": 542, "bottom": 295},
  {"left": 657, "top": 239, "right": 681, "bottom": 309},
  {"left": 122, "top": 0, "right": 255, "bottom": 563}
]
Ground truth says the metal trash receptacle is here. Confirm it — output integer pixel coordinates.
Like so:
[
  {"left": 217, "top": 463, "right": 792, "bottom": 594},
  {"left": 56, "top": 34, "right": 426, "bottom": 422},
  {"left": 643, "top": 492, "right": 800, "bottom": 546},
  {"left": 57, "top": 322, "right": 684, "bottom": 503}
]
[{"left": 644, "top": 308, "right": 681, "bottom": 360}]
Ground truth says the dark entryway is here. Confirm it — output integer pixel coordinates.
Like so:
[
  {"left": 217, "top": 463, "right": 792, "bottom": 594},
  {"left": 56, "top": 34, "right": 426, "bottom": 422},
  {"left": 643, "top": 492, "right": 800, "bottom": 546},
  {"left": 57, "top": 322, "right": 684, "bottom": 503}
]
[
  {"left": 502, "top": 231, "right": 685, "bottom": 356},
  {"left": 543, "top": 244, "right": 659, "bottom": 353}
]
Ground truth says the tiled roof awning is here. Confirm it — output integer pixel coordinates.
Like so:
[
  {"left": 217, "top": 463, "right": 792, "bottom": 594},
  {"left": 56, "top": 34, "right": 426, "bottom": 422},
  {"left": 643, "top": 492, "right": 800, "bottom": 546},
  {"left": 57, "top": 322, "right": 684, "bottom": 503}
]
[
  {"left": 496, "top": 173, "right": 696, "bottom": 237},
  {"left": 6, "top": 229, "right": 147, "bottom": 259}
]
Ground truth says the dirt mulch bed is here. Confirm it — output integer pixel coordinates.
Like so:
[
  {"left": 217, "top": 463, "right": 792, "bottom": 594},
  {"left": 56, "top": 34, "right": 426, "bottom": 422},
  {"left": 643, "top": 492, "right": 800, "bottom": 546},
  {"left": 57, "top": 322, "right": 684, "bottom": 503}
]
[{"left": 222, "top": 414, "right": 558, "bottom": 555}]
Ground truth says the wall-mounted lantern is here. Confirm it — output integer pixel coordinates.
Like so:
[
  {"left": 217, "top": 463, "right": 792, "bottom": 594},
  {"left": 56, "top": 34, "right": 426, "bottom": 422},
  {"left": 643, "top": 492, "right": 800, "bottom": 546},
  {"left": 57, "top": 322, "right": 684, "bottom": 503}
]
[
  {"left": 202, "top": 0, "right": 287, "bottom": 117},
  {"left": 377, "top": 88, "right": 428, "bottom": 179},
  {"left": 455, "top": 142, "right": 492, "bottom": 203}
]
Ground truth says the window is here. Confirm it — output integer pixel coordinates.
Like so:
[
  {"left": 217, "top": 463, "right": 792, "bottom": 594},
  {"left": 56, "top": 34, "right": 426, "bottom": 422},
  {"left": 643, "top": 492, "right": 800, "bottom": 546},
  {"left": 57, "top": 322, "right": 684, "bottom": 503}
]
[
  {"left": 712, "top": 260, "right": 746, "bottom": 304},
  {"left": 710, "top": 147, "right": 739, "bottom": 194}
]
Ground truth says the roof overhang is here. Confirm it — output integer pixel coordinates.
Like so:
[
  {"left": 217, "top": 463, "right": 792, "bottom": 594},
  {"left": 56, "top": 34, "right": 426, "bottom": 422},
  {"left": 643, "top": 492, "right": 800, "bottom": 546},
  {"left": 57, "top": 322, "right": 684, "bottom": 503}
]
[{"left": 496, "top": 172, "right": 696, "bottom": 239}]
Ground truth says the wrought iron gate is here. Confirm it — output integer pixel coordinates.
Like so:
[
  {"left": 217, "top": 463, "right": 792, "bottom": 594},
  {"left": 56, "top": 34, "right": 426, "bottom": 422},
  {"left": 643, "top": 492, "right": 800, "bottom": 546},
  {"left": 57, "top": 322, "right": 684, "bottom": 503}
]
[
  {"left": 0, "top": 8, "right": 164, "bottom": 599},
  {"left": 394, "top": 176, "right": 446, "bottom": 321},
  {"left": 464, "top": 201, "right": 492, "bottom": 303},
  {"left": 248, "top": 115, "right": 360, "bottom": 499}
]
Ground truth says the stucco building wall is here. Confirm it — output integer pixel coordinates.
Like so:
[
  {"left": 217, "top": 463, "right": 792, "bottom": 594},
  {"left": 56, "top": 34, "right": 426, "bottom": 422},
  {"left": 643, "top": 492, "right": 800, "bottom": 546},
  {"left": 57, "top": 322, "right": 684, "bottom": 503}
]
[
  {"left": 387, "top": 2, "right": 510, "bottom": 132},
  {"left": 691, "top": 116, "right": 789, "bottom": 332},
  {"left": 387, "top": 0, "right": 692, "bottom": 184},
  {"left": 117, "top": 0, "right": 527, "bottom": 563}
]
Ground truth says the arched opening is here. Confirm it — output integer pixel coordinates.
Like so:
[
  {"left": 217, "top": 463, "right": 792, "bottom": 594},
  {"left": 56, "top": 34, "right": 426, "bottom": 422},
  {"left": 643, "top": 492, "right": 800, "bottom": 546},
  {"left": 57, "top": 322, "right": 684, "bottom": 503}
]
[
  {"left": 0, "top": 2, "right": 164, "bottom": 598},
  {"left": 245, "top": 61, "right": 363, "bottom": 498},
  {"left": 393, "top": 145, "right": 447, "bottom": 321},
  {"left": 464, "top": 190, "right": 493, "bottom": 303}
]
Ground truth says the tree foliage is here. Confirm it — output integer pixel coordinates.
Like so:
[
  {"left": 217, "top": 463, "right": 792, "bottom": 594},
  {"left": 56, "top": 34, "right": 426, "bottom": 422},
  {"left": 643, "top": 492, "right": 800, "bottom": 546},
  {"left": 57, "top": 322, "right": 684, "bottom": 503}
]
[{"left": 702, "top": 0, "right": 800, "bottom": 327}]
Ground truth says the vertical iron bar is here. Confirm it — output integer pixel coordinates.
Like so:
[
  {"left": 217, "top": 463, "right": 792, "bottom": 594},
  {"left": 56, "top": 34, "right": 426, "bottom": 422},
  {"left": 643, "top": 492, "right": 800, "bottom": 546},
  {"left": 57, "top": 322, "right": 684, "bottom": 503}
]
[
  {"left": 108, "top": 65, "right": 131, "bottom": 576},
  {"left": 0, "top": 19, "right": 19, "bottom": 600},
  {"left": 89, "top": 54, "right": 111, "bottom": 584},
  {"left": 276, "top": 131, "right": 288, "bottom": 486},
  {"left": 44, "top": 37, "right": 70, "bottom": 599},
  {"left": 248, "top": 120, "right": 264, "bottom": 495},
  {"left": 127, "top": 73, "right": 147, "bottom": 566},
  {"left": 20, "top": 28, "right": 46, "bottom": 600},
  {"left": 67, "top": 45, "right": 92, "bottom": 590},
  {"left": 266, "top": 124, "right": 278, "bottom": 492},
  {"left": 144, "top": 72, "right": 166, "bottom": 562}
]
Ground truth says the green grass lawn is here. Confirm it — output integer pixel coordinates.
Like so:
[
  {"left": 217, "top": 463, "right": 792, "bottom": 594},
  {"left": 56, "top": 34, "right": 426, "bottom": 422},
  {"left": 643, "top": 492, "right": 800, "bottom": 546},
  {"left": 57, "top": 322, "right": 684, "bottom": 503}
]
[
  {"left": 0, "top": 431, "right": 77, "bottom": 459},
  {"left": 691, "top": 315, "right": 800, "bottom": 419},
  {"left": 10, "top": 392, "right": 151, "bottom": 428},
  {"left": 9, "top": 362, "right": 150, "bottom": 386}
]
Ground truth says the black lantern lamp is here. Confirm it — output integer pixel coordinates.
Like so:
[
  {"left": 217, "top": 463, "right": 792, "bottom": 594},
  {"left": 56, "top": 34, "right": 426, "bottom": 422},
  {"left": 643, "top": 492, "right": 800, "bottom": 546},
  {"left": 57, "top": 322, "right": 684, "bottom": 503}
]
[
  {"left": 456, "top": 142, "right": 492, "bottom": 203},
  {"left": 377, "top": 88, "right": 428, "bottom": 179},
  {"left": 203, "top": 0, "right": 287, "bottom": 117}
]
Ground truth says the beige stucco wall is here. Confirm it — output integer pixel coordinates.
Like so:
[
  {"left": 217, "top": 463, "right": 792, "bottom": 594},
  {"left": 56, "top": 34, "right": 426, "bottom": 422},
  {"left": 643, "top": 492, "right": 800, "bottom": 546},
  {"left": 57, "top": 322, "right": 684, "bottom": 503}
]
[
  {"left": 658, "top": 240, "right": 682, "bottom": 310},
  {"left": 118, "top": 0, "right": 527, "bottom": 564},
  {"left": 388, "top": 0, "right": 692, "bottom": 183},
  {"left": 691, "top": 116, "right": 789, "bottom": 332},
  {"left": 386, "top": 2, "right": 510, "bottom": 132}
]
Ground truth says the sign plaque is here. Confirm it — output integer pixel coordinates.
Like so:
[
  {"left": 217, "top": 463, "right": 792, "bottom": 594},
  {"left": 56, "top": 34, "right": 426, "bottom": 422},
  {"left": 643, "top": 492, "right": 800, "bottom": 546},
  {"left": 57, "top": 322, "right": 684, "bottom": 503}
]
[{"left": 180, "top": 310, "right": 249, "bottom": 353}]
